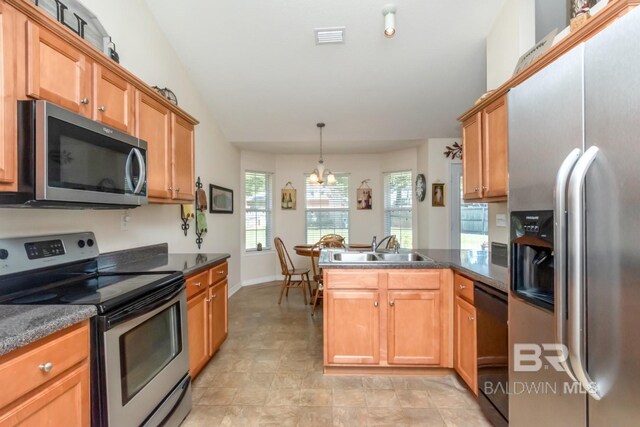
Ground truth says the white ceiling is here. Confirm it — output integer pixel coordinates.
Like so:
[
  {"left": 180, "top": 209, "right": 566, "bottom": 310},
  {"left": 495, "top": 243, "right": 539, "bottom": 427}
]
[{"left": 146, "top": 0, "right": 506, "bottom": 154}]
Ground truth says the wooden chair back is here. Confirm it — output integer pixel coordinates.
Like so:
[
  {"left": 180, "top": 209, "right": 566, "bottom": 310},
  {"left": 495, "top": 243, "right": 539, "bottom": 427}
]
[
  {"left": 310, "top": 241, "right": 323, "bottom": 283},
  {"left": 274, "top": 237, "right": 294, "bottom": 275},
  {"left": 319, "top": 234, "right": 345, "bottom": 248}
]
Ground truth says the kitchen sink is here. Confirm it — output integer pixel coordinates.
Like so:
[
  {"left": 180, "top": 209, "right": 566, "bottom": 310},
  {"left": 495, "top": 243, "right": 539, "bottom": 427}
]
[
  {"left": 331, "top": 252, "right": 380, "bottom": 262},
  {"left": 376, "top": 253, "right": 432, "bottom": 262}
]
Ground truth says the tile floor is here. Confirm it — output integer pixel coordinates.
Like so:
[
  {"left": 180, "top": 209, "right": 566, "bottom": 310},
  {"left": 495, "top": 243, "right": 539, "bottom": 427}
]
[{"left": 181, "top": 281, "right": 491, "bottom": 426}]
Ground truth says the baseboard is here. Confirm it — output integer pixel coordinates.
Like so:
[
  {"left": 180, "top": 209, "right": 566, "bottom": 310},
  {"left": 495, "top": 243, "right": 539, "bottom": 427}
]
[
  {"left": 241, "top": 275, "right": 281, "bottom": 287},
  {"left": 228, "top": 281, "right": 243, "bottom": 297}
]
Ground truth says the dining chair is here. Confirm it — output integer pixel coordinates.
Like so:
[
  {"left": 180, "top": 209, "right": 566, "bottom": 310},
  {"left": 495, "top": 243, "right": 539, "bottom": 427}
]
[
  {"left": 319, "top": 233, "right": 345, "bottom": 248},
  {"left": 309, "top": 238, "right": 345, "bottom": 316},
  {"left": 274, "top": 237, "right": 311, "bottom": 305}
]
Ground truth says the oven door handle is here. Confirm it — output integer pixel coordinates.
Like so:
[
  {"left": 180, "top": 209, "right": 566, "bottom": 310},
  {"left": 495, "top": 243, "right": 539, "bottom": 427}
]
[
  {"left": 105, "top": 282, "right": 185, "bottom": 329},
  {"left": 554, "top": 148, "right": 581, "bottom": 381}
]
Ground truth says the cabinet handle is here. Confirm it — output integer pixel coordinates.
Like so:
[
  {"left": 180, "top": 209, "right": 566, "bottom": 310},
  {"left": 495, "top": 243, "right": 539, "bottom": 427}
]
[
  {"left": 218, "top": 270, "right": 225, "bottom": 274},
  {"left": 468, "top": 316, "right": 475, "bottom": 321},
  {"left": 175, "top": 188, "right": 181, "bottom": 192},
  {"left": 212, "top": 294, "right": 217, "bottom": 299},
  {"left": 194, "top": 282, "right": 201, "bottom": 287},
  {"left": 205, "top": 297, "right": 212, "bottom": 302},
  {"left": 39, "top": 362, "right": 53, "bottom": 373},
  {"left": 459, "top": 284, "right": 466, "bottom": 289},
  {"left": 98, "top": 106, "right": 106, "bottom": 112},
  {"left": 168, "top": 187, "right": 173, "bottom": 191},
  {"left": 389, "top": 300, "right": 395, "bottom": 307},
  {"left": 80, "top": 97, "right": 89, "bottom": 105},
  {"left": 374, "top": 301, "right": 379, "bottom": 307},
  {"left": 474, "top": 187, "right": 480, "bottom": 192},
  {"left": 482, "top": 186, "right": 488, "bottom": 190}
]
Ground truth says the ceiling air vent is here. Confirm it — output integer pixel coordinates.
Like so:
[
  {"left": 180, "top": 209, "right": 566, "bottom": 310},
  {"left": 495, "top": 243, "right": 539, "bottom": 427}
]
[{"left": 314, "top": 27, "right": 345, "bottom": 45}]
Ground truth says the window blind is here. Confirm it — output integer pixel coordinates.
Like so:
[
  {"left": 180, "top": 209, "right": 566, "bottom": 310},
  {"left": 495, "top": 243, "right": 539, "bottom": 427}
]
[
  {"left": 384, "top": 171, "right": 413, "bottom": 248},
  {"left": 305, "top": 175, "right": 349, "bottom": 244},
  {"left": 245, "top": 171, "right": 272, "bottom": 251}
]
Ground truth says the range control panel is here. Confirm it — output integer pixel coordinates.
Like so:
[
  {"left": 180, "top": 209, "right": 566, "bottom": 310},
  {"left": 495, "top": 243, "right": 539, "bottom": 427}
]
[{"left": 0, "top": 232, "right": 99, "bottom": 276}]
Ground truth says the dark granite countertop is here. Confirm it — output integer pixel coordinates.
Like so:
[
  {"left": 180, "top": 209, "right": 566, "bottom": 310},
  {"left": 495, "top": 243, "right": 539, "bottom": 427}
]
[
  {"left": 320, "top": 248, "right": 507, "bottom": 293},
  {"left": 99, "top": 243, "right": 230, "bottom": 277},
  {"left": 0, "top": 305, "right": 96, "bottom": 356}
]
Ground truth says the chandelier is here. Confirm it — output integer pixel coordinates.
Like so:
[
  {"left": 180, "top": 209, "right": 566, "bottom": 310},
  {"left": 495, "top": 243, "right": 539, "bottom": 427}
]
[{"left": 309, "top": 122, "right": 336, "bottom": 185}]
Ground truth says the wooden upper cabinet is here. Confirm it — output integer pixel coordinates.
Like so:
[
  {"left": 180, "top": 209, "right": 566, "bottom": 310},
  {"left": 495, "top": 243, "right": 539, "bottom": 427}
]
[
  {"left": 136, "top": 91, "right": 172, "bottom": 200},
  {"left": 0, "top": 5, "right": 17, "bottom": 190},
  {"left": 26, "top": 21, "right": 90, "bottom": 115},
  {"left": 325, "top": 290, "right": 380, "bottom": 365},
  {"left": 171, "top": 113, "right": 195, "bottom": 201},
  {"left": 93, "top": 64, "right": 134, "bottom": 133},
  {"left": 482, "top": 95, "right": 508, "bottom": 199},
  {"left": 462, "top": 112, "right": 483, "bottom": 200},
  {"left": 387, "top": 290, "right": 441, "bottom": 365},
  {"left": 454, "top": 295, "right": 477, "bottom": 394}
]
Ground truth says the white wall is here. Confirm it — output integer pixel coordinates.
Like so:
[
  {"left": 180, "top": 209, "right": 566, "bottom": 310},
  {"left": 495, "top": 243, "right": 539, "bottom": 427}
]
[
  {"left": 488, "top": 202, "right": 509, "bottom": 245},
  {"left": 424, "top": 139, "right": 458, "bottom": 249},
  {"left": 0, "top": 0, "right": 242, "bottom": 288},
  {"left": 486, "top": 0, "right": 536, "bottom": 89}
]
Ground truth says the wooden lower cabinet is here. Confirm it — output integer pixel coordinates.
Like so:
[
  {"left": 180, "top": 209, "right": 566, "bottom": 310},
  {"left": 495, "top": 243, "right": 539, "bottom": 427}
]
[
  {"left": 186, "top": 261, "right": 229, "bottom": 378},
  {"left": 388, "top": 290, "right": 441, "bottom": 365},
  {"left": 0, "top": 321, "right": 91, "bottom": 426},
  {"left": 454, "top": 295, "right": 478, "bottom": 395},
  {"left": 324, "top": 269, "right": 451, "bottom": 369},
  {"left": 325, "top": 290, "right": 380, "bottom": 365}
]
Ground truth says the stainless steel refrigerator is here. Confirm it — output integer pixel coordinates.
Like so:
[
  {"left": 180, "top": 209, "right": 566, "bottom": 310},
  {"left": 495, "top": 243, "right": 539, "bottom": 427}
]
[{"left": 508, "top": 6, "right": 640, "bottom": 426}]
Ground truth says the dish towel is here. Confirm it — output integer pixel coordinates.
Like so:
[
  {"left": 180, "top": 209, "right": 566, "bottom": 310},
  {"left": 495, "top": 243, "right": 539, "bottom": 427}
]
[
  {"left": 181, "top": 204, "right": 195, "bottom": 220},
  {"left": 196, "top": 211, "right": 208, "bottom": 234}
]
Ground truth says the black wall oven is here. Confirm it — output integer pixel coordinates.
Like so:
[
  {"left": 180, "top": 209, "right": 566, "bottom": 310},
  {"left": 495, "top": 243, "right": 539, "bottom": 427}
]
[{"left": 0, "top": 100, "right": 147, "bottom": 208}]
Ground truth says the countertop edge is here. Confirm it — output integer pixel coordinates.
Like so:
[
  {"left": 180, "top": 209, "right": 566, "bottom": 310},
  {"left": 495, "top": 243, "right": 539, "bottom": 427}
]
[
  {"left": 181, "top": 254, "right": 230, "bottom": 276},
  {"left": 0, "top": 305, "right": 97, "bottom": 357}
]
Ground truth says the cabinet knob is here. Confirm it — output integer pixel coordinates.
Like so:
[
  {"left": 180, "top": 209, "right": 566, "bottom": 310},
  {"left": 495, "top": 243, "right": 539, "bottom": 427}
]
[
  {"left": 468, "top": 316, "right": 475, "bottom": 321},
  {"left": 39, "top": 362, "right": 53, "bottom": 373},
  {"left": 374, "top": 301, "right": 379, "bottom": 307},
  {"left": 218, "top": 270, "right": 225, "bottom": 274},
  {"left": 205, "top": 297, "right": 212, "bottom": 302},
  {"left": 459, "top": 284, "right": 466, "bottom": 289},
  {"left": 168, "top": 187, "right": 173, "bottom": 191},
  {"left": 389, "top": 300, "right": 395, "bottom": 307},
  {"left": 80, "top": 97, "right": 89, "bottom": 105},
  {"left": 194, "top": 282, "right": 201, "bottom": 287},
  {"left": 98, "top": 106, "right": 106, "bottom": 112},
  {"left": 482, "top": 186, "right": 488, "bottom": 190},
  {"left": 212, "top": 294, "right": 217, "bottom": 299},
  {"left": 474, "top": 187, "right": 480, "bottom": 192}
]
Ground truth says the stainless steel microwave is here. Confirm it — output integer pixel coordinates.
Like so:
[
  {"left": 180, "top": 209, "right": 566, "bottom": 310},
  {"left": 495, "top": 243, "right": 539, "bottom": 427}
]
[{"left": 1, "top": 100, "right": 147, "bottom": 208}]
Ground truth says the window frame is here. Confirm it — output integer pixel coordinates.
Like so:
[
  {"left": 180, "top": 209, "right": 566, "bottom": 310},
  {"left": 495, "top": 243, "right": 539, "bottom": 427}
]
[
  {"left": 304, "top": 174, "right": 350, "bottom": 245},
  {"left": 244, "top": 170, "right": 273, "bottom": 252},
  {"left": 383, "top": 170, "right": 413, "bottom": 249}
]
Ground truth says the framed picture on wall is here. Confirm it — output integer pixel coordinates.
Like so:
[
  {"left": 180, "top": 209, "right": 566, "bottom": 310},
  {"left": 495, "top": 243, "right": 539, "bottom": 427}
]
[
  {"left": 357, "top": 188, "right": 372, "bottom": 210},
  {"left": 281, "top": 189, "right": 296, "bottom": 210},
  {"left": 432, "top": 183, "right": 445, "bottom": 207},
  {"left": 209, "top": 184, "right": 233, "bottom": 214}
]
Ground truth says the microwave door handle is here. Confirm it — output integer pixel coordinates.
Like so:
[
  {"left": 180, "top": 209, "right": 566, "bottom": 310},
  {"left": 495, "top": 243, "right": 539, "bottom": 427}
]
[
  {"left": 554, "top": 148, "right": 581, "bottom": 381},
  {"left": 567, "top": 145, "right": 601, "bottom": 400},
  {"left": 132, "top": 148, "right": 146, "bottom": 194},
  {"left": 125, "top": 149, "right": 135, "bottom": 193}
]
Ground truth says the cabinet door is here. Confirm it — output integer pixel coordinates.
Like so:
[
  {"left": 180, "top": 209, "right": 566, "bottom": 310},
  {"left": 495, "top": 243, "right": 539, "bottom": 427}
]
[
  {"left": 0, "top": 363, "right": 90, "bottom": 427},
  {"left": 171, "top": 113, "right": 195, "bottom": 201},
  {"left": 325, "top": 291, "right": 380, "bottom": 365},
  {"left": 454, "top": 296, "right": 477, "bottom": 394},
  {"left": 0, "top": 6, "right": 17, "bottom": 190},
  {"left": 462, "top": 112, "right": 483, "bottom": 200},
  {"left": 209, "top": 279, "right": 228, "bottom": 355},
  {"left": 137, "top": 92, "right": 172, "bottom": 200},
  {"left": 26, "top": 21, "right": 90, "bottom": 115},
  {"left": 187, "top": 291, "right": 209, "bottom": 378},
  {"left": 93, "top": 64, "right": 134, "bottom": 133},
  {"left": 387, "top": 291, "right": 441, "bottom": 365},
  {"left": 482, "top": 95, "right": 508, "bottom": 199}
]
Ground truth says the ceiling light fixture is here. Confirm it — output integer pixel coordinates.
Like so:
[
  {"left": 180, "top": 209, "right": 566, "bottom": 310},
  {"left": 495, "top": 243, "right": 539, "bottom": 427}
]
[
  {"left": 309, "top": 123, "right": 336, "bottom": 185},
  {"left": 382, "top": 4, "right": 397, "bottom": 37}
]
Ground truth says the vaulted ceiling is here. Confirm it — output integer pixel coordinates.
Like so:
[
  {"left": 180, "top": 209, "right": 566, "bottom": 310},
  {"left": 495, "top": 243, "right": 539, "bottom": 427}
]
[{"left": 146, "top": 0, "right": 507, "bottom": 154}]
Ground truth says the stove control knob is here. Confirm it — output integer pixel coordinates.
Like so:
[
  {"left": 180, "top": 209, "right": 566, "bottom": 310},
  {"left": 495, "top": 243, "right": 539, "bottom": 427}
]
[
  {"left": 77, "top": 240, "right": 86, "bottom": 248},
  {"left": 87, "top": 239, "right": 94, "bottom": 247},
  {"left": 0, "top": 249, "right": 8, "bottom": 260}
]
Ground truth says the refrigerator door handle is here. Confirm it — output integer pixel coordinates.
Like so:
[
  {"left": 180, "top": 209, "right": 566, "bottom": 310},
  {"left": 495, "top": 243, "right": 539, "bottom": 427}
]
[
  {"left": 567, "top": 145, "right": 601, "bottom": 400},
  {"left": 554, "top": 148, "right": 581, "bottom": 381}
]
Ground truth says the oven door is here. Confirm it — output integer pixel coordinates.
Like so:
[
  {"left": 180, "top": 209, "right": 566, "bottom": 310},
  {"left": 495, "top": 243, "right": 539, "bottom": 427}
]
[
  {"left": 101, "top": 285, "right": 189, "bottom": 427},
  {"left": 35, "top": 100, "right": 147, "bottom": 206}
]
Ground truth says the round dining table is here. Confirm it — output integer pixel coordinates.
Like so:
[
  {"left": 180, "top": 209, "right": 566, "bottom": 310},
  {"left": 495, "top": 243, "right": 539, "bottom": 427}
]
[{"left": 293, "top": 243, "right": 371, "bottom": 257}]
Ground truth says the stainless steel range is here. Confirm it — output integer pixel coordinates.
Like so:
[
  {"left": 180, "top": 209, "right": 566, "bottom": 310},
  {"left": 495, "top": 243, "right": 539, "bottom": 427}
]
[{"left": 0, "top": 232, "right": 191, "bottom": 427}]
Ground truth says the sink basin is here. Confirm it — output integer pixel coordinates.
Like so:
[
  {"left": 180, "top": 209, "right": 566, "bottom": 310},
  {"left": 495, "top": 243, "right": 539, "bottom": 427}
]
[
  {"left": 332, "top": 253, "right": 379, "bottom": 262},
  {"left": 376, "top": 253, "right": 431, "bottom": 262}
]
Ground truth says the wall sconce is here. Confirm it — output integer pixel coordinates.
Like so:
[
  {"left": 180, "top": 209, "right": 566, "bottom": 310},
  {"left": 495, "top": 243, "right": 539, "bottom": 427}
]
[{"left": 382, "top": 5, "right": 397, "bottom": 37}]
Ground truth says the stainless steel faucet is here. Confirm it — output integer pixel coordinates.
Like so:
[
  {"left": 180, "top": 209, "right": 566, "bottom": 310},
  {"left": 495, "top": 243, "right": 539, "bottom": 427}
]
[
  {"left": 371, "top": 235, "right": 377, "bottom": 253},
  {"left": 375, "top": 235, "right": 396, "bottom": 252}
]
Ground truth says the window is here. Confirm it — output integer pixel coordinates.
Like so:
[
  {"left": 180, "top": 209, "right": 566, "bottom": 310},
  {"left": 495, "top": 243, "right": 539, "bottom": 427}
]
[
  {"left": 305, "top": 175, "right": 349, "bottom": 244},
  {"left": 384, "top": 171, "right": 413, "bottom": 248},
  {"left": 450, "top": 164, "right": 488, "bottom": 250},
  {"left": 245, "top": 171, "right": 272, "bottom": 251}
]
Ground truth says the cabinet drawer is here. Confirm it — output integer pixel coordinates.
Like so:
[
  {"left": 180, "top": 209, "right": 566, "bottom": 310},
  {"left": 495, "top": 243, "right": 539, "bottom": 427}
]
[
  {"left": 454, "top": 273, "right": 474, "bottom": 303},
  {"left": 387, "top": 270, "right": 441, "bottom": 289},
  {"left": 0, "top": 321, "right": 89, "bottom": 410},
  {"left": 325, "top": 270, "right": 379, "bottom": 289},
  {"left": 186, "top": 270, "right": 208, "bottom": 299},
  {"left": 209, "top": 261, "right": 228, "bottom": 285}
]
